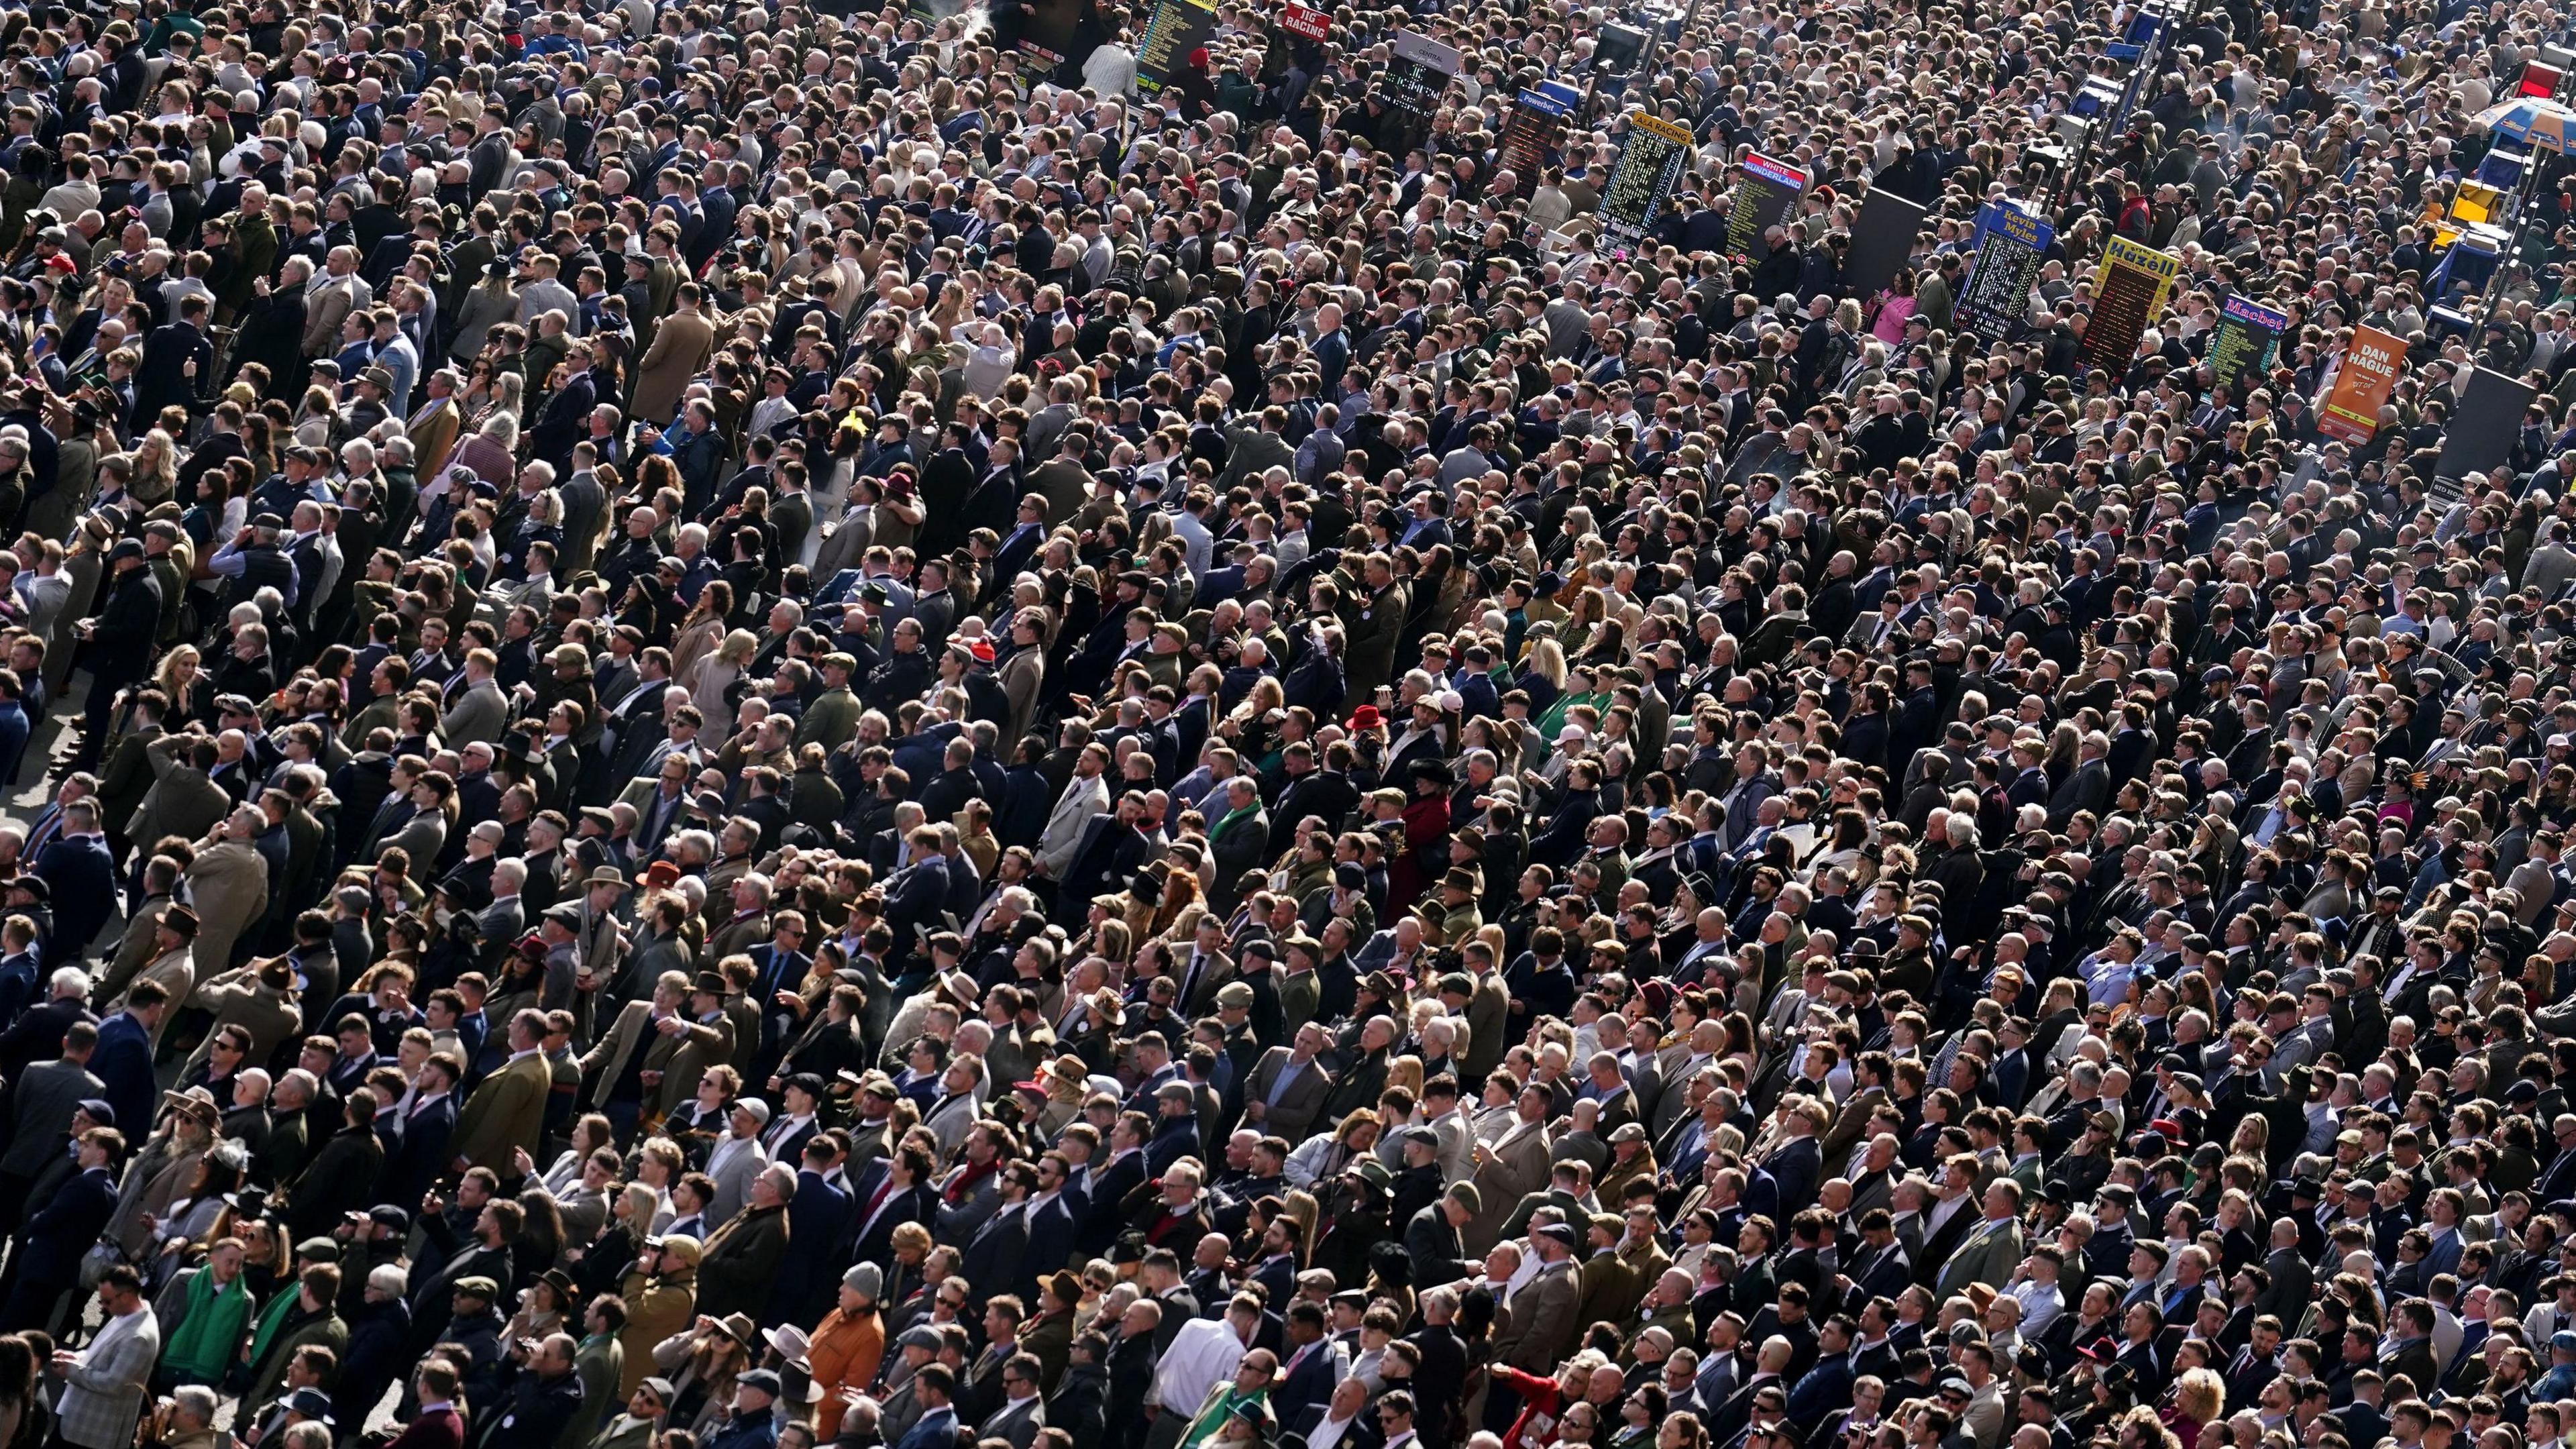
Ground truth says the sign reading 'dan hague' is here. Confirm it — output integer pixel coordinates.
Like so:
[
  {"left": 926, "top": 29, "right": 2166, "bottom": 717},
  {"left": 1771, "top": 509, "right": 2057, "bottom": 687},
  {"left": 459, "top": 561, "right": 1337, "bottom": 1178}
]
[
  {"left": 2081, "top": 233, "right": 2182, "bottom": 374},
  {"left": 2435, "top": 366, "right": 2538, "bottom": 480},
  {"left": 1839, "top": 187, "right": 1927, "bottom": 302},
  {"left": 1497, "top": 84, "right": 1580, "bottom": 199},
  {"left": 2206, "top": 294, "right": 2289, "bottom": 392},
  {"left": 1953, "top": 201, "right": 2051, "bottom": 341},
  {"left": 1598, "top": 111, "right": 1697, "bottom": 251},
  {"left": 1380, "top": 30, "right": 1463, "bottom": 127},
  {"left": 2317, "top": 324, "right": 2408, "bottom": 444},
  {"left": 1723, "top": 151, "right": 1809, "bottom": 262},
  {"left": 1133, "top": 0, "right": 1218, "bottom": 97}
]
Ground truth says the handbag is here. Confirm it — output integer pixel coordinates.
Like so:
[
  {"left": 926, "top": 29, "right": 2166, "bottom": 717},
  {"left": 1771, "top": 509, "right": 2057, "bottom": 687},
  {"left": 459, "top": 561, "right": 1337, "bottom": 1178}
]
[{"left": 76, "top": 1236, "right": 123, "bottom": 1291}]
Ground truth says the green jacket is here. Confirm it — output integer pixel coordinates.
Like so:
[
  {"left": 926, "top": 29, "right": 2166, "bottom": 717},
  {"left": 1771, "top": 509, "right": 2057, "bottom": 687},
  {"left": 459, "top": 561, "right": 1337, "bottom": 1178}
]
[{"left": 160, "top": 1267, "right": 258, "bottom": 1385}]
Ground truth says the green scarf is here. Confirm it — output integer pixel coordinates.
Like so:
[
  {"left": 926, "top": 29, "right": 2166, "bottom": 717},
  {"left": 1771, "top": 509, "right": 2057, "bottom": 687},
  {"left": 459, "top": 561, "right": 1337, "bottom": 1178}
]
[
  {"left": 1180, "top": 1387, "right": 1267, "bottom": 1449},
  {"left": 245, "top": 1291, "right": 310, "bottom": 1368},
  {"left": 163, "top": 1269, "right": 256, "bottom": 1383},
  {"left": 1208, "top": 800, "right": 1260, "bottom": 842}
]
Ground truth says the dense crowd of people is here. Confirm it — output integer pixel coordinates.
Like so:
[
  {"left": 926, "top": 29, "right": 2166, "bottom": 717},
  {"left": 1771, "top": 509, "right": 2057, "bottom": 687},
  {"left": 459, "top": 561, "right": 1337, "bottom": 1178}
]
[{"left": 0, "top": 9, "right": 2569, "bottom": 1449}]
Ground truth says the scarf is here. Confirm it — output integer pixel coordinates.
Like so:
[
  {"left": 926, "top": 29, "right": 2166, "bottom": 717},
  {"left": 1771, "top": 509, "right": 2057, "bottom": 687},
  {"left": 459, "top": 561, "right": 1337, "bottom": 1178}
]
[
  {"left": 162, "top": 1270, "right": 254, "bottom": 1379},
  {"left": 1181, "top": 1387, "right": 1265, "bottom": 1449},
  {"left": 1208, "top": 799, "right": 1260, "bottom": 842},
  {"left": 945, "top": 1157, "right": 1000, "bottom": 1205}
]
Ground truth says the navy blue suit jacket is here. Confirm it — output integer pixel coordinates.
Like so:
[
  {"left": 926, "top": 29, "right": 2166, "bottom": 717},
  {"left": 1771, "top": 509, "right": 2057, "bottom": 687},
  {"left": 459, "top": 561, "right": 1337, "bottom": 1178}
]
[
  {"left": 384, "top": 1093, "right": 458, "bottom": 1202},
  {"left": 92, "top": 1011, "right": 156, "bottom": 1143},
  {"left": 33, "top": 835, "right": 116, "bottom": 965},
  {"left": 21, "top": 1165, "right": 115, "bottom": 1280}
]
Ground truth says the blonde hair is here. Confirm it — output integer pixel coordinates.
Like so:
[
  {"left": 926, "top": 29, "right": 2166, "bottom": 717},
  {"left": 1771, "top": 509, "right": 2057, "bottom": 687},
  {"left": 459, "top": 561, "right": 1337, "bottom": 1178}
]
[{"left": 2173, "top": 1369, "right": 2224, "bottom": 1427}]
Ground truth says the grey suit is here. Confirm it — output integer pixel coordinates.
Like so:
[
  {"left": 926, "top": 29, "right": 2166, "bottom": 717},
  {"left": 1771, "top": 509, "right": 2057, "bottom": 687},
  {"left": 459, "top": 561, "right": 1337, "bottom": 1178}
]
[
  {"left": 2525, "top": 541, "right": 2576, "bottom": 600},
  {"left": 56, "top": 1306, "right": 159, "bottom": 1449},
  {"left": 701, "top": 1134, "right": 769, "bottom": 1228},
  {"left": 378, "top": 810, "right": 447, "bottom": 866},
  {"left": 1, "top": 1057, "right": 105, "bottom": 1176},
  {"left": 440, "top": 678, "right": 511, "bottom": 748},
  {"left": 1219, "top": 428, "right": 1295, "bottom": 491},
  {"left": 1243, "top": 1048, "right": 1332, "bottom": 1143}
]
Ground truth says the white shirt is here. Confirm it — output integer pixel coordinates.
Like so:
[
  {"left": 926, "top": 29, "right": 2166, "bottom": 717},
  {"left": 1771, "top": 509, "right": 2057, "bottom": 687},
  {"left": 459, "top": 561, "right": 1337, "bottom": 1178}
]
[
  {"left": 1303, "top": 1412, "right": 1364, "bottom": 1449},
  {"left": 82, "top": 1306, "right": 150, "bottom": 1371},
  {"left": 1153, "top": 1317, "right": 1252, "bottom": 1413}
]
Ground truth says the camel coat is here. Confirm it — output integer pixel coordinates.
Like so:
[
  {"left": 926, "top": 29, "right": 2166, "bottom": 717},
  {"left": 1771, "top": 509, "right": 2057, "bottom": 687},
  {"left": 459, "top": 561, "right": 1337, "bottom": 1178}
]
[
  {"left": 629, "top": 307, "right": 714, "bottom": 426},
  {"left": 183, "top": 839, "right": 268, "bottom": 979}
]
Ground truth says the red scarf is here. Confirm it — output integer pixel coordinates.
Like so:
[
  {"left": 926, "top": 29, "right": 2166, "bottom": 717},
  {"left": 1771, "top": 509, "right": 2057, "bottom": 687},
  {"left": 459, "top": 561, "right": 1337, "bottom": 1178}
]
[{"left": 945, "top": 1159, "right": 1000, "bottom": 1205}]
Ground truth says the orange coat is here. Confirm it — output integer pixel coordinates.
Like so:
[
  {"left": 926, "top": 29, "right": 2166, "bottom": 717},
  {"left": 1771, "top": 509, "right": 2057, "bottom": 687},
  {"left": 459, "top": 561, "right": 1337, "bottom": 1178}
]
[{"left": 808, "top": 1307, "right": 884, "bottom": 1438}]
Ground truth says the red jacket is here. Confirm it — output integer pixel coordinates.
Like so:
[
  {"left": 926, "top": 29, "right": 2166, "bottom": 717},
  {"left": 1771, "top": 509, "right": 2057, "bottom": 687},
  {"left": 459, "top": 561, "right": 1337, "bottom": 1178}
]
[{"left": 386, "top": 1405, "right": 464, "bottom": 1449}]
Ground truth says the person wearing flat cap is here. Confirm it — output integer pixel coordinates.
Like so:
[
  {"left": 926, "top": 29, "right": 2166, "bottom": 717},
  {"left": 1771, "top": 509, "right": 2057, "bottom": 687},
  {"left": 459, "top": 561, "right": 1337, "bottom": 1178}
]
[
  {"left": 1495, "top": 1217, "right": 1587, "bottom": 1373},
  {"left": 105, "top": 902, "right": 197, "bottom": 1049},
  {"left": 1148, "top": 1077, "right": 1203, "bottom": 1173},
  {"left": 705, "top": 1366, "right": 783, "bottom": 1449},
  {"left": 67, "top": 532, "right": 162, "bottom": 773},
  {"left": 1403, "top": 1179, "right": 1483, "bottom": 1289}
]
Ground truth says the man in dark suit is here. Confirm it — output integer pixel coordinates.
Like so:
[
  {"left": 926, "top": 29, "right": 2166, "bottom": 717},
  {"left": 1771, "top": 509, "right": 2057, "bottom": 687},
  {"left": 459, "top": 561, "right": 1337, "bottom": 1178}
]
[
  {"left": 1403, "top": 1184, "right": 1479, "bottom": 1290},
  {"left": 1782, "top": 1318, "right": 1858, "bottom": 1436},
  {"left": 2380, "top": 1301, "right": 2439, "bottom": 1395},
  {"left": 1016, "top": 1153, "right": 1084, "bottom": 1303},
  {"left": 960, "top": 1162, "right": 1036, "bottom": 1307},
  {"left": 89, "top": 985, "right": 166, "bottom": 1145},
  {"left": 0, "top": 1034, "right": 102, "bottom": 1232},
  {"left": 1073, "top": 1118, "right": 1148, "bottom": 1260},
  {"left": 883, "top": 826, "right": 955, "bottom": 974},
  {"left": 1, "top": 1122, "right": 118, "bottom": 1330},
  {"left": 2046, "top": 735, "right": 2112, "bottom": 832},
  {"left": 1283, "top": 1378, "right": 1379, "bottom": 1449},
  {"left": 383, "top": 1055, "right": 459, "bottom": 1202},
  {"left": 31, "top": 801, "right": 116, "bottom": 966},
  {"left": 1762, "top": 1114, "right": 1825, "bottom": 1216},
  {"left": 129, "top": 293, "right": 215, "bottom": 427},
  {"left": 1407, "top": 1294, "right": 1468, "bottom": 1449},
  {"left": 1272, "top": 1302, "right": 1342, "bottom": 1428},
  {"left": 1057, "top": 797, "right": 1150, "bottom": 908}
]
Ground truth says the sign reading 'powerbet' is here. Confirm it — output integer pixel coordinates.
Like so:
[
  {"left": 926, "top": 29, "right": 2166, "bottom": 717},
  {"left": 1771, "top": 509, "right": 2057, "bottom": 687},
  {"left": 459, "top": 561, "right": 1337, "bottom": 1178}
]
[
  {"left": 1599, "top": 111, "right": 1696, "bottom": 252},
  {"left": 1498, "top": 85, "right": 1579, "bottom": 200},
  {"left": 1953, "top": 201, "right": 2051, "bottom": 341},
  {"left": 2082, "top": 235, "right": 2182, "bottom": 374},
  {"left": 1724, "top": 152, "right": 1809, "bottom": 262}
]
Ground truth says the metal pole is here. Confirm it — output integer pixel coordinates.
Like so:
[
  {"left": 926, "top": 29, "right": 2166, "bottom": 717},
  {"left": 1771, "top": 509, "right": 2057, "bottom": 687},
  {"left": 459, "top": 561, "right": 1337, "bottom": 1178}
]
[{"left": 1635, "top": 0, "right": 1709, "bottom": 115}]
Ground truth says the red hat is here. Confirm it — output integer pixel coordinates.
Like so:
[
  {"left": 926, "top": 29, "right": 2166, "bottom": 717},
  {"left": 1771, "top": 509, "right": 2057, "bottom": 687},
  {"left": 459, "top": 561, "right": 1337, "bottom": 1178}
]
[
  {"left": 1347, "top": 705, "right": 1382, "bottom": 731},
  {"left": 643, "top": 861, "right": 682, "bottom": 890},
  {"left": 43, "top": 255, "right": 74, "bottom": 274},
  {"left": 970, "top": 639, "right": 996, "bottom": 663},
  {"left": 1188, "top": 46, "right": 1210, "bottom": 68}
]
